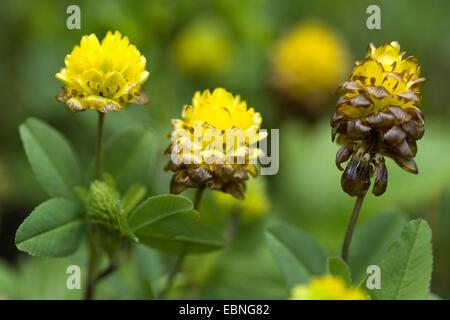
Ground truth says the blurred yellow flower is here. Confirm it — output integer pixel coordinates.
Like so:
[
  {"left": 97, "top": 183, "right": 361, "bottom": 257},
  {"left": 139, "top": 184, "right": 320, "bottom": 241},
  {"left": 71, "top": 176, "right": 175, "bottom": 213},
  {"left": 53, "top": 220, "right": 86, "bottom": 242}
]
[
  {"left": 332, "top": 41, "right": 425, "bottom": 197},
  {"left": 214, "top": 177, "right": 270, "bottom": 222},
  {"left": 291, "top": 275, "right": 366, "bottom": 300},
  {"left": 172, "top": 18, "right": 234, "bottom": 75},
  {"left": 55, "top": 31, "right": 149, "bottom": 113},
  {"left": 271, "top": 21, "right": 350, "bottom": 118},
  {"left": 165, "top": 88, "right": 266, "bottom": 199}
]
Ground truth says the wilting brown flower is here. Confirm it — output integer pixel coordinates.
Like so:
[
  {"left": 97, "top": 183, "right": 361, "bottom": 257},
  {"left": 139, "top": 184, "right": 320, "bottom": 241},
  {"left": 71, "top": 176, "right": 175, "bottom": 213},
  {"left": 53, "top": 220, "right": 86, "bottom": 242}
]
[{"left": 331, "top": 41, "right": 425, "bottom": 197}]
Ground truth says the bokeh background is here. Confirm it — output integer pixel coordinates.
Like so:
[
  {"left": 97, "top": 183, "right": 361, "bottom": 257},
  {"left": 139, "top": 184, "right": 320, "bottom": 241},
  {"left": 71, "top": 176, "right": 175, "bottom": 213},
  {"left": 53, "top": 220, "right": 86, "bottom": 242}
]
[{"left": 0, "top": 0, "right": 449, "bottom": 299}]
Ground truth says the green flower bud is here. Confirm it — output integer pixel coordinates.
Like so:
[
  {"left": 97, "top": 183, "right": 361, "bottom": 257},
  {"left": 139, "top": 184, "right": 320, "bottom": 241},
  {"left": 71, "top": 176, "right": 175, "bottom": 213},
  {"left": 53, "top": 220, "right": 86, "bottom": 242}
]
[{"left": 86, "top": 180, "right": 120, "bottom": 230}]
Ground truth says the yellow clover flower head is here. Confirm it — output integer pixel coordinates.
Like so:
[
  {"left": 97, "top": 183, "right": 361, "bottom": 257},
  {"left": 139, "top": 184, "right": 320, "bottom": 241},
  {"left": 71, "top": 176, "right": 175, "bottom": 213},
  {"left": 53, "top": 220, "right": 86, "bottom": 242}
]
[
  {"left": 331, "top": 41, "right": 425, "bottom": 197},
  {"left": 214, "top": 177, "right": 270, "bottom": 222},
  {"left": 172, "top": 18, "right": 234, "bottom": 75},
  {"left": 271, "top": 21, "right": 350, "bottom": 119},
  {"left": 165, "top": 88, "right": 266, "bottom": 199},
  {"left": 55, "top": 31, "right": 149, "bottom": 113},
  {"left": 291, "top": 275, "right": 366, "bottom": 300}
]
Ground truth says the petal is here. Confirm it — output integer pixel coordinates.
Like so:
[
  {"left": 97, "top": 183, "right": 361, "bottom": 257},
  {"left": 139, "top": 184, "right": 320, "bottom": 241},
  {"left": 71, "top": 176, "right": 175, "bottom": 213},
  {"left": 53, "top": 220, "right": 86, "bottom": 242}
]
[
  {"left": 402, "top": 121, "right": 424, "bottom": 140},
  {"left": 99, "top": 102, "right": 121, "bottom": 113},
  {"left": 372, "top": 42, "right": 401, "bottom": 68},
  {"left": 393, "top": 157, "right": 418, "bottom": 174},
  {"left": 365, "top": 112, "right": 395, "bottom": 127},
  {"left": 350, "top": 58, "right": 385, "bottom": 86},
  {"left": 397, "top": 91, "right": 420, "bottom": 102},
  {"left": 341, "top": 156, "right": 371, "bottom": 197},
  {"left": 348, "top": 95, "right": 371, "bottom": 108},
  {"left": 347, "top": 119, "right": 371, "bottom": 137},
  {"left": 364, "top": 86, "right": 391, "bottom": 99},
  {"left": 397, "top": 56, "right": 420, "bottom": 80},
  {"left": 388, "top": 106, "right": 411, "bottom": 123},
  {"left": 336, "top": 144, "right": 353, "bottom": 171},
  {"left": 187, "top": 166, "right": 213, "bottom": 182},
  {"left": 223, "top": 182, "right": 245, "bottom": 200},
  {"left": 383, "top": 126, "right": 406, "bottom": 146},
  {"left": 372, "top": 160, "right": 388, "bottom": 196},
  {"left": 396, "top": 139, "right": 414, "bottom": 158},
  {"left": 408, "top": 77, "right": 426, "bottom": 90},
  {"left": 66, "top": 98, "right": 85, "bottom": 112},
  {"left": 131, "top": 91, "right": 149, "bottom": 105},
  {"left": 337, "top": 81, "right": 362, "bottom": 92},
  {"left": 365, "top": 43, "right": 377, "bottom": 58}
]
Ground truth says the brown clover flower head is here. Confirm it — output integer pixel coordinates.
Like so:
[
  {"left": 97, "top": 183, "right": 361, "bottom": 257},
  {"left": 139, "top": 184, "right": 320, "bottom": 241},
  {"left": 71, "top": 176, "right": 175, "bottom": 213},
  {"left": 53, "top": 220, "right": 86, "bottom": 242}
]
[
  {"left": 331, "top": 41, "right": 425, "bottom": 197},
  {"left": 165, "top": 88, "right": 266, "bottom": 199}
]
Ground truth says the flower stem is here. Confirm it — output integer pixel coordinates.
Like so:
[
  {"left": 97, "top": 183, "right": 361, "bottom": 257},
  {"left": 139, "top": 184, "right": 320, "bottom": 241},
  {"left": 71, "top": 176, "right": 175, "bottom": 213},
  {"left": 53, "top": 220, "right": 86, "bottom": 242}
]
[
  {"left": 341, "top": 196, "right": 365, "bottom": 263},
  {"left": 84, "top": 228, "right": 119, "bottom": 300},
  {"left": 84, "top": 261, "right": 116, "bottom": 300},
  {"left": 84, "top": 228, "right": 98, "bottom": 300},
  {"left": 194, "top": 186, "right": 205, "bottom": 211},
  {"left": 85, "top": 112, "right": 106, "bottom": 299},
  {"left": 95, "top": 112, "right": 105, "bottom": 180}
]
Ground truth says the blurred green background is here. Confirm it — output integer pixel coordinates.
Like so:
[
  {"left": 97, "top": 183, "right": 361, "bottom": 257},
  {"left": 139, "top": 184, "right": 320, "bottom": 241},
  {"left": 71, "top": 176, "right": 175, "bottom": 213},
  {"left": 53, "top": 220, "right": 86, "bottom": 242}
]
[{"left": 0, "top": 0, "right": 449, "bottom": 299}]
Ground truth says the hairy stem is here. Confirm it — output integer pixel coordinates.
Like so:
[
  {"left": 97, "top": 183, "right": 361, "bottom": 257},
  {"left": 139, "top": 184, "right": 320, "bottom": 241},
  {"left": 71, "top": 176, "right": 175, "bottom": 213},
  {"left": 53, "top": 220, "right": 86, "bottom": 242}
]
[
  {"left": 85, "top": 112, "right": 106, "bottom": 299},
  {"left": 341, "top": 196, "right": 365, "bottom": 263},
  {"left": 95, "top": 112, "right": 105, "bottom": 180},
  {"left": 84, "top": 229, "right": 98, "bottom": 300}
]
